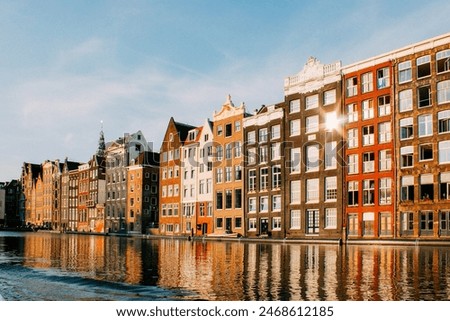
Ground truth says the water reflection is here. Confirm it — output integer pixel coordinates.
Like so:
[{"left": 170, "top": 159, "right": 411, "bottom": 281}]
[{"left": 1, "top": 232, "right": 450, "bottom": 300}]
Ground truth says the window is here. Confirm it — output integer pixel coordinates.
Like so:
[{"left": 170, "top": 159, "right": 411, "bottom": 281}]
[
  {"left": 400, "top": 118, "right": 413, "bottom": 140},
  {"left": 306, "top": 115, "right": 319, "bottom": 133},
  {"left": 306, "top": 210, "right": 320, "bottom": 234},
  {"left": 401, "top": 212, "right": 414, "bottom": 234},
  {"left": 417, "top": 55, "right": 431, "bottom": 78},
  {"left": 348, "top": 181, "right": 359, "bottom": 206},
  {"left": 379, "top": 149, "right": 392, "bottom": 171},
  {"left": 438, "top": 110, "right": 450, "bottom": 133},
  {"left": 290, "top": 119, "right": 300, "bottom": 136},
  {"left": 259, "top": 146, "right": 268, "bottom": 163},
  {"left": 438, "top": 80, "right": 450, "bottom": 104},
  {"left": 216, "top": 218, "right": 223, "bottom": 229},
  {"left": 260, "top": 168, "right": 269, "bottom": 190},
  {"left": 272, "top": 165, "right": 282, "bottom": 189},
  {"left": 225, "top": 123, "right": 232, "bottom": 137},
  {"left": 235, "top": 189, "right": 242, "bottom": 209},
  {"left": 259, "top": 128, "right": 268, "bottom": 143},
  {"left": 290, "top": 99, "right": 300, "bottom": 113},
  {"left": 347, "top": 103, "right": 358, "bottom": 123},
  {"left": 401, "top": 176, "right": 414, "bottom": 201},
  {"left": 271, "top": 143, "right": 280, "bottom": 161},
  {"left": 363, "top": 179, "right": 375, "bottom": 205},
  {"left": 380, "top": 212, "right": 392, "bottom": 236},
  {"left": 290, "top": 180, "right": 301, "bottom": 204},
  {"left": 363, "top": 152, "right": 375, "bottom": 173},
  {"left": 363, "top": 212, "right": 374, "bottom": 236},
  {"left": 378, "top": 95, "right": 391, "bottom": 116},
  {"left": 306, "top": 178, "right": 319, "bottom": 203},
  {"left": 377, "top": 67, "right": 390, "bottom": 89},
  {"left": 418, "top": 86, "right": 432, "bottom": 107},
  {"left": 272, "top": 195, "right": 281, "bottom": 212},
  {"left": 248, "top": 218, "right": 257, "bottom": 230},
  {"left": 217, "top": 125, "right": 223, "bottom": 136},
  {"left": 398, "top": 61, "right": 412, "bottom": 83},
  {"left": 379, "top": 178, "right": 392, "bottom": 205},
  {"left": 248, "top": 170, "right": 256, "bottom": 192},
  {"left": 234, "top": 141, "right": 241, "bottom": 158},
  {"left": 247, "top": 147, "right": 256, "bottom": 164},
  {"left": 271, "top": 124, "right": 281, "bottom": 139},
  {"left": 323, "top": 89, "right": 336, "bottom": 105},
  {"left": 248, "top": 198, "right": 256, "bottom": 212},
  {"left": 225, "top": 143, "right": 233, "bottom": 159},
  {"left": 235, "top": 121, "right": 241, "bottom": 132},
  {"left": 225, "top": 167, "right": 232, "bottom": 182},
  {"left": 216, "top": 145, "right": 223, "bottom": 161},
  {"left": 306, "top": 144, "right": 320, "bottom": 172},
  {"left": 247, "top": 131, "right": 256, "bottom": 144},
  {"left": 215, "top": 168, "right": 222, "bottom": 183},
  {"left": 440, "top": 211, "right": 450, "bottom": 235},
  {"left": 420, "top": 211, "right": 434, "bottom": 233},
  {"left": 437, "top": 49, "right": 450, "bottom": 73},
  {"left": 399, "top": 89, "right": 412, "bottom": 112},
  {"left": 225, "top": 189, "right": 233, "bottom": 209},
  {"left": 272, "top": 217, "right": 281, "bottom": 230},
  {"left": 419, "top": 144, "right": 433, "bottom": 161},
  {"left": 362, "top": 125, "right": 374, "bottom": 146},
  {"left": 346, "top": 77, "right": 358, "bottom": 97},
  {"left": 325, "top": 112, "right": 338, "bottom": 131},
  {"left": 235, "top": 165, "right": 242, "bottom": 181},
  {"left": 290, "top": 210, "right": 301, "bottom": 229},
  {"left": 361, "top": 72, "right": 373, "bottom": 93},
  {"left": 325, "top": 176, "right": 337, "bottom": 201},
  {"left": 401, "top": 146, "right": 414, "bottom": 168},
  {"left": 420, "top": 174, "right": 434, "bottom": 201},
  {"left": 362, "top": 99, "right": 374, "bottom": 120},
  {"left": 325, "top": 141, "right": 337, "bottom": 169},
  {"left": 216, "top": 191, "right": 223, "bottom": 209},
  {"left": 348, "top": 214, "right": 358, "bottom": 236},
  {"left": 347, "top": 128, "right": 358, "bottom": 148},
  {"left": 325, "top": 208, "right": 337, "bottom": 229},
  {"left": 440, "top": 172, "right": 450, "bottom": 200},
  {"left": 305, "top": 94, "right": 319, "bottom": 110},
  {"left": 290, "top": 148, "right": 301, "bottom": 173},
  {"left": 260, "top": 196, "right": 268, "bottom": 212},
  {"left": 378, "top": 122, "right": 391, "bottom": 143},
  {"left": 348, "top": 154, "right": 359, "bottom": 174},
  {"left": 440, "top": 140, "right": 450, "bottom": 164}
]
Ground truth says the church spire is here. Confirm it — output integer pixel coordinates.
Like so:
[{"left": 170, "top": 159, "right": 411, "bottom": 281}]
[{"left": 96, "top": 121, "right": 106, "bottom": 157}]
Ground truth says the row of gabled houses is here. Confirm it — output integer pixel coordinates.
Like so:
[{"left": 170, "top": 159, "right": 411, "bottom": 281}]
[{"left": 12, "top": 32, "right": 450, "bottom": 241}]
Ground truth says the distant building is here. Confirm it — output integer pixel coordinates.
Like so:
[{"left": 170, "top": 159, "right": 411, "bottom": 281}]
[
  {"left": 159, "top": 117, "right": 195, "bottom": 235},
  {"left": 61, "top": 159, "right": 82, "bottom": 231},
  {"left": 105, "top": 131, "right": 151, "bottom": 233},
  {"left": 126, "top": 151, "right": 159, "bottom": 234}
]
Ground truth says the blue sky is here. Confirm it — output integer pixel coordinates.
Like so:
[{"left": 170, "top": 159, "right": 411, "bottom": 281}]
[{"left": 1, "top": 0, "right": 450, "bottom": 181}]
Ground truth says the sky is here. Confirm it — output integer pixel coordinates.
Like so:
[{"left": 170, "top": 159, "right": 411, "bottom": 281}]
[{"left": 1, "top": 0, "right": 450, "bottom": 181}]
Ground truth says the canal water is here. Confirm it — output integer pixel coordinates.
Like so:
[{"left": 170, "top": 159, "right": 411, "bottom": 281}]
[{"left": 0, "top": 231, "right": 449, "bottom": 301}]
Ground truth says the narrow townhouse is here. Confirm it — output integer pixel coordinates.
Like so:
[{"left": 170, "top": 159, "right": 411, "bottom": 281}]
[
  {"left": 159, "top": 117, "right": 195, "bottom": 235},
  {"left": 283, "top": 57, "right": 344, "bottom": 240},
  {"left": 394, "top": 33, "right": 450, "bottom": 239},
  {"left": 212, "top": 96, "right": 247, "bottom": 236},
  {"left": 60, "top": 159, "right": 82, "bottom": 232},
  {"left": 243, "top": 104, "right": 285, "bottom": 238},
  {"left": 21, "top": 162, "right": 42, "bottom": 226},
  {"left": 105, "top": 131, "right": 151, "bottom": 233},
  {"left": 126, "top": 151, "right": 159, "bottom": 234},
  {"left": 181, "top": 126, "right": 202, "bottom": 236},
  {"left": 196, "top": 119, "right": 215, "bottom": 235},
  {"left": 343, "top": 57, "right": 395, "bottom": 239}
]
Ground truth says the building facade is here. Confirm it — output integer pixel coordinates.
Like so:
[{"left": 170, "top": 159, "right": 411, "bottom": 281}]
[
  {"left": 343, "top": 58, "right": 395, "bottom": 239},
  {"left": 212, "top": 96, "right": 246, "bottom": 236},
  {"left": 243, "top": 104, "right": 285, "bottom": 238},
  {"left": 394, "top": 34, "right": 450, "bottom": 239},
  {"left": 159, "top": 118, "right": 195, "bottom": 235},
  {"left": 283, "top": 57, "right": 344, "bottom": 240}
]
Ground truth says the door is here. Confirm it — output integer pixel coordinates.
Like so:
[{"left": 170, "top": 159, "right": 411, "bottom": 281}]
[
  {"left": 260, "top": 218, "right": 269, "bottom": 235},
  {"left": 225, "top": 218, "right": 232, "bottom": 232}
]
